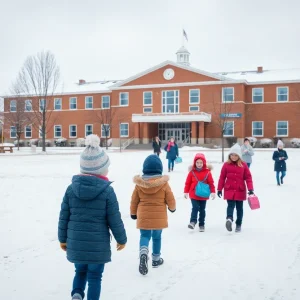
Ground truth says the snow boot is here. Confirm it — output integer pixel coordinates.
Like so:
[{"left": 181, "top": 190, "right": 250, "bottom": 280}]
[
  {"left": 226, "top": 219, "right": 233, "bottom": 232},
  {"left": 139, "top": 246, "right": 149, "bottom": 275},
  {"left": 235, "top": 225, "right": 242, "bottom": 233},
  {"left": 199, "top": 226, "right": 205, "bottom": 232},
  {"left": 152, "top": 258, "right": 164, "bottom": 268},
  {"left": 188, "top": 222, "right": 196, "bottom": 229},
  {"left": 281, "top": 177, "right": 284, "bottom": 184},
  {"left": 72, "top": 294, "right": 82, "bottom": 300}
]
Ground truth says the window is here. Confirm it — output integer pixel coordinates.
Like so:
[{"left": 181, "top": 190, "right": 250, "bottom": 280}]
[
  {"left": 189, "top": 89, "right": 200, "bottom": 104},
  {"left": 25, "top": 100, "right": 32, "bottom": 112},
  {"left": 54, "top": 98, "right": 62, "bottom": 110},
  {"left": 85, "top": 96, "right": 93, "bottom": 109},
  {"left": 70, "top": 97, "right": 77, "bottom": 110},
  {"left": 120, "top": 123, "right": 129, "bottom": 137},
  {"left": 189, "top": 106, "right": 199, "bottom": 112},
  {"left": 10, "top": 126, "right": 16, "bottom": 138},
  {"left": 223, "top": 121, "right": 234, "bottom": 137},
  {"left": 39, "top": 99, "right": 45, "bottom": 111},
  {"left": 25, "top": 125, "right": 32, "bottom": 138},
  {"left": 143, "top": 107, "right": 152, "bottom": 113},
  {"left": 276, "top": 121, "right": 288, "bottom": 136},
  {"left": 38, "top": 126, "right": 44, "bottom": 138},
  {"left": 10, "top": 100, "right": 16, "bottom": 112},
  {"left": 119, "top": 92, "right": 129, "bottom": 106},
  {"left": 101, "top": 124, "right": 110, "bottom": 138},
  {"left": 252, "top": 88, "right": 264, "bottom": 103},
  {"left": 252, "top": 121, "right": 264, "bottom": 137},
  {"left": 85, "top": 124, "right": 93, "bottom": 136},
  {"left": 143, "top": 92, "right": 152, "bottom": 106},
  {"left": 277, "top": 87, "right": 288, "bottom": 102},
  {"left": 222, "top": 87, "right": 234, "bottom": 102},
  {"left": 102, "top": 96, "right": 110, "bottom": 109},
  {"left": 162, "top": 90, "right": 179, "bottom": 113},
  {"left": 54, "top": 125, "right": 62, "bottom": 138},
  {"left": 69, "top": 125, "right": 77, "bottom": 138}
]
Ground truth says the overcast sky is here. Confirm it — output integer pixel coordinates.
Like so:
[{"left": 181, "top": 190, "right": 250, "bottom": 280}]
[{"left": 1, "top": 0, "right": 300, "bottom": 97}]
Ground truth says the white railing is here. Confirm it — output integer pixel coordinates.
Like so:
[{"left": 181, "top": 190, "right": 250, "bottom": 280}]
[{"left": 121, "top": 137, "right": 135, "bottom": 150}]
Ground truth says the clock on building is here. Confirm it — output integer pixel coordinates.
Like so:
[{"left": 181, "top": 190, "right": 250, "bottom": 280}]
[{"left": 163, "top": 68, "right": 175, "bottom": 80}]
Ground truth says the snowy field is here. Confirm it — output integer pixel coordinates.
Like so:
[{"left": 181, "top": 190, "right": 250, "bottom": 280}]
[{"left": 1, "top": 148, "right": 300, "bottom": 300}]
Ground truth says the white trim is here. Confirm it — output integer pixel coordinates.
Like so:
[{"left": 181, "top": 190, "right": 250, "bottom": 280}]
[
  {"left": 24, "top": 125, "right": 32, "bottom": 139},
  {"left": 252, "top": 88, "right": 264, "bottom": 103},
  {"left": 25, "top": 99, "right": 32, "bottom": 112},
  {"left": 119, "top": 92, "right": 129, "bottom": 106},
  {"left": 246, "top": 101, "right": 300, "bottom": 105},
  {"left": 54, "top": 98, "right": 62, "bottom": 110},
  {"left": 101, "top": 124, "right": 110, "bottom": 138},
  {"left": 10, "top": 100, "right": 16, "bottom": 112},
  {"left": 143, "top": 107, "right": 153, "bottom": 113},
  {"left": 143, "top": 91, "right": 153, "bottom": 106},
  {"left": 276, "top": 121, "right": 289, "bottom": 137},
  {"left": 252, "top": 121, "right": 264, "bottom": 137},
  {"left": 189, "top": 106, "right": 199, "bottom": 112},
  {"left": 189, "top": 89, "right": 200, "bottom": 104},
  {"left": 222, "top": 87, "right": 234, "bottom": 103},
  {"left": 69, "top": 124, "right": 77, "bottom": 138},
  {"left": 10, "top": 126, "right": 16, "bottom": 138},
  {"left": 85, "top": 96, "right": 93, "bottom": 110},
  {"left": 85, "top": 124, "right": 93, "bottom": 137},
  {"left": 101, "top": 95, "right": 110, "bottom": 109},
  {"left": 247, "top": 80, "right": 300, "bottom": 85},
  {"left": 161, "top": 90, "right": 180, "bottom": 114},
  {"left": 276, "top": 86, "right": 289, "bottom": 102},
  {"left": 54, "top": 125, "right": 62, "bottom": 138},
  {"left": 69, "top": 97, "right": 77, "bottom": 110},
  {"left": 223, "top": 121, "right": 234, "bottom": 137},
  {"left": 120, "top": 123, "right": 129, "bottom": 137},
  {"left": 38, "top": 126, "right": 46, "bottom": 138}
]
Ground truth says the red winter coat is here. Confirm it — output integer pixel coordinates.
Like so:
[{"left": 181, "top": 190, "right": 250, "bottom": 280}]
[
  {"left": 217, "top": 161, "right": 254, "bottom": 201},
  {"left": 184, "top": 154, "right": 216, "bottom": 200}
]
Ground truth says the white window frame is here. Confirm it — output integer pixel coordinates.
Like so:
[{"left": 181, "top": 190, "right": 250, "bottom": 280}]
[
  {"left": 102, "top": 95, "right": 110, "bottom": 109},
  {"left": 119, "top": 92, "right": 129, "bottom": 106},
  {"left": 10, "top": 126, "right": 16, "bottom": 138},
  {"left": 85, "top": 124, "right": 93, "bottom": 137},
  {"left": 25, "top": 99, "right": 32, "bottom": 112},
  {"left": 222, "top": 87, "right": 234, "bottom": 103},
  {"left": 54, "top": 98, "right": 62, "bottom": 110},
  {"left": 54, "top": 125, "right": 62, "bottom": 138},
  {"left": 276, "top": 121, "right": 288, "bottom": 137},
  {"left": 10, "top": 100, "right": 17, "bottom": 112},
  {"left": 223, "top": 121, "right": 234, "bottom": 137},
  {"left": 38, "top": 126, "right": 47, "bottom": 138},
  {"left": 69, "top": 97, "right": 77, "bottom": 110},
  {"left": 189, "top": 89, "right": 200, "bottom": 104},
  {"left": 69, "top": 124, "right": 77, "bottom": 138},
  {"left": 252, "top": 88, "right": 264, "bottom": 103},
  {"left": 189, "top": 106, "right": 199, "bottom": 112},
  {"left": 39, "top": 99, "right": 46, "bottom": 112},
  {"left": 85, "top": 96, "right": 93, "bottom": 110},
  {"left": 161, "top": 90, "right": 180, "bottom": 114},
  {"left": 24, "top": 125, "right": 32, "bottom": 138},
  {"left": 143, "top": 91, "right": 153, "bottom": 106},
  {"left": 143, "top": 107, "right": 152, "bottom": 113},
  {"left": 101, "top": 124, "right": 110, "bottom": 138},
  {"left": 252, "top": 121, "right": 264, "bottom": 137},
  {"left": 120, "top": 123, "right": 129, "bottom": 137},
  {"left": 277, "top": 87, "right": 289, "bottom": 102}
]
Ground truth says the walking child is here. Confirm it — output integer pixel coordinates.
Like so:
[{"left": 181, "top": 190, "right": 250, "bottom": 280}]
[
  {"left": 152, "top": 136, "right": 162, "bottom": 156},
  {"left": 272, "top": 140, "right": 288, "bottom": 186},
  {"left": 184, "top": 153, "right": 215, "bottom": 232},
  {"left": 217, "top": 144, "right": 254, "bottom": 233},
  {"left": 58, "top": 135, "right": 127, "bottom": 300},
  {"left": 241, "top": 138, "right": 254, "bottom": 168},
  {"left": 164, "top": 137, "right": 179, "bottom": 172},
  {"left": 130, "top": 154, "right": 176, "bottom": 275}
]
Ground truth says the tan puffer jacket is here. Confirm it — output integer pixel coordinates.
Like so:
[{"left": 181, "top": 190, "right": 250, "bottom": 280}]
[{"left": 130, "top": 175, "right": 176, "bottom": 230}]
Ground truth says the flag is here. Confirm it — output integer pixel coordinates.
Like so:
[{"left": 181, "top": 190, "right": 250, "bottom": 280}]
[{"left": 183, "top": 29, "right": 188, "bottom": 41}]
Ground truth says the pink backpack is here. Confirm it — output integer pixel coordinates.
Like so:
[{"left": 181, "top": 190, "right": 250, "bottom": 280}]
[{"left": 248, "top": 195, "right": 260, "bottom": 210}]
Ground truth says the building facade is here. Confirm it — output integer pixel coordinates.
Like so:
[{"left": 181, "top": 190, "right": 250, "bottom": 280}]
[{"left": 3, "top": 47, "right": 300, "bottom": 147}]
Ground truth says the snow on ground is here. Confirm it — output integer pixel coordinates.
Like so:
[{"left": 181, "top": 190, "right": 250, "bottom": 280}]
[{"left": 1, "top": 148, "right": 300, "bottom": 299}]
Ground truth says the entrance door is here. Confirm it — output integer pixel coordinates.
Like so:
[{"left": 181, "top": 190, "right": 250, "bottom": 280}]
[{"left": 166, "top": 129, "right": 181, "bottom": 142}]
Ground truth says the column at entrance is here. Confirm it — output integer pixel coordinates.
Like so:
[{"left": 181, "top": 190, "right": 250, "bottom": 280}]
[
  {"left": 134, "top": 123, "right": 140, "bottom": 144},
  {"left": 142, "top": 123, "right": 150, "bottom": 144},
  {"left": 191, "top": 122, "right": 197, "bottom": 145},
  {"left": 198, "top": 122, "right": 205, "bottom": 144}
]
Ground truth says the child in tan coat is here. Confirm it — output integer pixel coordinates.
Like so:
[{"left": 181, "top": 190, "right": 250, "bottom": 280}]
[{"left": 130, "top": 154, "right": 176, "bottom": 275}]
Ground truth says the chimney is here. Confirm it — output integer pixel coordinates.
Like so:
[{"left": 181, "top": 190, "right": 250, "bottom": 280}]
[
  {"left": 257, "top": 66, "right": 263, "bottom": 73},
  {"left": 79, "top": 79, "right": 86, "bottom": 85}
]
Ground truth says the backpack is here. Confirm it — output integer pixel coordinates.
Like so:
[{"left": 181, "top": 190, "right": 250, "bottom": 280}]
[{"left": 192, "top": 171, "right": 211, "bottom": 198}]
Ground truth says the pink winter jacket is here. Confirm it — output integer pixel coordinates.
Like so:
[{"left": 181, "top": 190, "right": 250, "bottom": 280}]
[{"left": 217, "top": 161, "right": 254, "bottom": 201}]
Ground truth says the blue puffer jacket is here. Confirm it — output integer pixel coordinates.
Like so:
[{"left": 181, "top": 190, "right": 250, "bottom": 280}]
[
  {"left": 164, "top": 143, "right": 179, "bottom": 160},
  {"left": 58, "top": 175, "right": 127, "bottom": 264}
]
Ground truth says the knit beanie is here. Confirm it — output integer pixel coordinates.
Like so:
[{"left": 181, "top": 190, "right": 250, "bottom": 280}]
[
  {"left": 80, "top": 134, "right": 110, "bottom": 175},
  {"left": 277, "top": 140, "right": 284, "bottom": 148},
  {"left": 229, "top": 143, "right": 242, "bottom": 158},
  {"left": 142, "top": 154, "right": 163, "bottom": 176}
]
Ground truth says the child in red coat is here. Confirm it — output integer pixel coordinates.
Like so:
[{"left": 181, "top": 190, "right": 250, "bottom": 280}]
[
  {"left": 217, "top": 144, "right": 254, "bottom": 232},
  {"left": 184, "top": 153, "right": 215, "bottom": 232}
]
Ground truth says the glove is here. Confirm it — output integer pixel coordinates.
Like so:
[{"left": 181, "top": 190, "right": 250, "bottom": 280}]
[
  {"left": 248, "top": 190, "right": 254, "bottom": 195},
  {"left": 131, "top": 215, "right": 137, "bottom": 220},
  {"left": 184, "top": 193, "right": 189, "bottom": 199},
  {"left": 117, "top": 243, "right": 126, "bottom": 251},
  {"left": 168, "top": 208, "right": 176, "bottom": 213},
  {"left": 217, "top": 191, "right": 222, "bottom": 198},
  {"left": 210, "top": 193, "right": 216, "bottom": 200},
  {"left": 60, "top": 243, "right": 67, "bottom": 251}
]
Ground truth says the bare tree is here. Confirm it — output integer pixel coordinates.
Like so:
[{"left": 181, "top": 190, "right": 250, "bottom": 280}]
[{"left": 11, "top": 51, "right": 60, "bottom": 151}]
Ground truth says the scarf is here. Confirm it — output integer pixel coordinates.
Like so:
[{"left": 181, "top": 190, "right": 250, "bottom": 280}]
[
  {"left": 80, "top": 173, "right": 109, "bottom": 181},
  {"left": 167, "top": 141, "right": 175, "bottom": 152}
]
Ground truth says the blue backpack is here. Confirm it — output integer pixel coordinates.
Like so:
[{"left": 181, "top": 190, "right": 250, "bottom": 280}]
[{"left": 192, "top": 171, "right": 211, "bottom": 198}]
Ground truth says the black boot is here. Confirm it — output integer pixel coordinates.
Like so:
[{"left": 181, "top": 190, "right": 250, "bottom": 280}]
[
  {"left": 139, "top": 254, "right": 148, "bottom": 275},
  {"left": 152, "top": 258, "right": 164, "bottom": 268}
]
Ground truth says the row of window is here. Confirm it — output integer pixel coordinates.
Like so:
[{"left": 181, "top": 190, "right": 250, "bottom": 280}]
[
  {"left": 9, "top": 123, "right": 129, "bottom": 139},
  {"left": 223, "top": 121, "right": 289, "bottom": 137}
]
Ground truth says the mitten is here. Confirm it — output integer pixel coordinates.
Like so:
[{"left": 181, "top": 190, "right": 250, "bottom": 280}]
[
  {"left": 131, "top": 215, "right": 137, "bottom": 220},
  {"left": 248, "top": 190, "right": 254, "bottom": 195},
  {"left": 60, "top": 243, "right": 67, "bottom": 251},
  {"left": 217, "top": 191, "right": 222, "bottom": 198},
  {"left": 117, "top": 243, "right": 126, "bottom": 251}
]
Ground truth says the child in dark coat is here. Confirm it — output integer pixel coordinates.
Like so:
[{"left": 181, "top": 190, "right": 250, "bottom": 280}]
[
  {"left": 272, "top": 140, "right": 288, "bottom": 186},
  {"left": 58, "top": 135, "right": 127, "bottom": 300},
  {"left": 164, "top": 137, "right": 179, "bottom": 172}
]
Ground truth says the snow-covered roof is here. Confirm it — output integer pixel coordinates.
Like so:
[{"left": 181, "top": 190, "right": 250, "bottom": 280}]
[
  {"left": 217, "top": 68, "right": 300, "bottom": 84},
  {"left": 176, "top": 46, "right": 190, "bottom": 54}
]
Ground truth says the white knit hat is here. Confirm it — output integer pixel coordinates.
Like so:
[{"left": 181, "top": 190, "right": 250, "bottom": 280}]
[
  {"left": 80, "top": 135, "right": 110, "bottom": 175},
  {"left": 277, "top": 140, "right": 284, "bottom": 148},
  {"left": 229, "top": 143, "right": 242, "bottom": 158}
]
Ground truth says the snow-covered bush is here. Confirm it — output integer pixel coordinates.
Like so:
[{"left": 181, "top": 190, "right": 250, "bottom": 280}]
[
  {"left": 30, "top": 139, "right": 39, "bottom": 146},
  {"left": 76, "top": 138, "right": 86, "bottom": 147},
  {"left": 55, "top": 138, "right": 67, "bottom": 147},
  {"left": 14, "top": 140, "right": 25, "bottom": 147},
  {"left": 291, "top": 138, "right": 300, "bottom": 148},
  {"left": 246, "top": 137, "right": 257, "bottom": 147},
  {"left": 260, "top": 138, "right": 272, "bottom": 148},
  {"left": 38, "top": 139, "right": 52, "bottom": 147}
]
